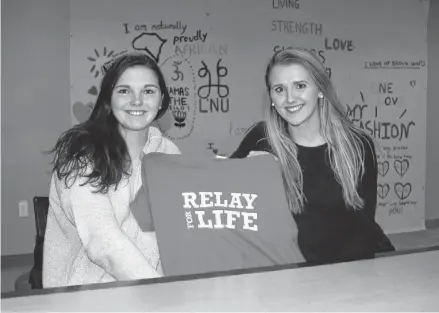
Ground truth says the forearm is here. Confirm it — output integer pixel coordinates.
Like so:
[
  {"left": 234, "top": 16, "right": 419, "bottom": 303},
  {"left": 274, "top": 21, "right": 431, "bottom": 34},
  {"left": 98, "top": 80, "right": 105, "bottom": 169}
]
[
  {"left": 229, "top": 122, "right": 265, "bottom": 158},
  {"left": 86, "top": 230, "right": 160, "bottom": 281},
  {"left": 61, "top": 172, "right": 160, "bottom": 281},
  {"left": 341, "top": 226, "right": 378, "bottom": 261},
  {"left": 341, "top": 208, "right": 383, "bottom": 261}
]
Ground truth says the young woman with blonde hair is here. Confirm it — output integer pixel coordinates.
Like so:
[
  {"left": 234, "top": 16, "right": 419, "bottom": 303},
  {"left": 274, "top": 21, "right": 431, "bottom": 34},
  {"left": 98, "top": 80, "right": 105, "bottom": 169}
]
[{"left": 231, "top": 48, "right": 394, "bottom": 264}]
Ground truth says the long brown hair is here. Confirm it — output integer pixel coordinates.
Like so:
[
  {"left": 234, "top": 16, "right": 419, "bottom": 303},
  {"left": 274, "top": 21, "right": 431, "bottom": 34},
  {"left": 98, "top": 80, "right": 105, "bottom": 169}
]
[{"left": 50, "top": 52, "right": 170, "bottom": 193}]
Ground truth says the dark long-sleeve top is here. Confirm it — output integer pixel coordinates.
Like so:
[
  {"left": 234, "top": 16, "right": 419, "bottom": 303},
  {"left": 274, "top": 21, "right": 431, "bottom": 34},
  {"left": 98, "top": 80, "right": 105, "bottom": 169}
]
[{"left": 230, "top": 122, "right": 394, "bottom": 264}]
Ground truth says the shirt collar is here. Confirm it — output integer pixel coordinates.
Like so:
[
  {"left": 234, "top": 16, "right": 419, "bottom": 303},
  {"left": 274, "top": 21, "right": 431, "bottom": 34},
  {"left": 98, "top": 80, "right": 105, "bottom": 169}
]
[{"left": 142, "top": 126, "right": 164, "bottom": 155}]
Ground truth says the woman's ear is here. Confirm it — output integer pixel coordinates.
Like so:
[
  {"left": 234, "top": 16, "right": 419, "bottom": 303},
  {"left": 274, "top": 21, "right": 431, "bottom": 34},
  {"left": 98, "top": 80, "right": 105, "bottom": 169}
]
[
  {"left": 160, "top": 94, "right": 164, "bottom": 109},
  {"left": 105, "top": 102, "right": 112, "bottom": 114}
]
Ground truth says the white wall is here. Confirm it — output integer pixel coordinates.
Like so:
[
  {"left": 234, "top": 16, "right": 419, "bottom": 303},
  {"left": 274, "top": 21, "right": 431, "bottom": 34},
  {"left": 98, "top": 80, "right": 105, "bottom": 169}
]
[
  {"left": 1, "top": 0, "right": 70, "bottom": 255},
  {"left": 426, "top": 0, "right": 439, "bottom": 221}
]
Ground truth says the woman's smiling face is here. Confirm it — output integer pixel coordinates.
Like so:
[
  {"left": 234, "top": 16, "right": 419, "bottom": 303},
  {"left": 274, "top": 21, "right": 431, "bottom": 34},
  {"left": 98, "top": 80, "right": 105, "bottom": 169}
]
[{"left": 269, "top": 63, "right": 321, "bottom": 130}]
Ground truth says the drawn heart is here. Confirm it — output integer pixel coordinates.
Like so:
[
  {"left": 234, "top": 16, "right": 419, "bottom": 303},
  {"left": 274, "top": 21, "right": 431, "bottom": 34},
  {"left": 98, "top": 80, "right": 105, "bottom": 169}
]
[
  {"left": 394, "top": 182, "right": 411, "bottom": 200},
  {"left": 88, "top": 86, "right": 98, "bottom": 95},
  {"left": 72, "top": 101, "right": 94, "bottom": 123},
  {"left": 394, "top": 159, "right": 409, "bottom": 177},
  {"left": 377, "top": 161, "right": 389, "bottom": 177},
  {"left": 377, "top": 183, "right": 390, "bottom": 199}
]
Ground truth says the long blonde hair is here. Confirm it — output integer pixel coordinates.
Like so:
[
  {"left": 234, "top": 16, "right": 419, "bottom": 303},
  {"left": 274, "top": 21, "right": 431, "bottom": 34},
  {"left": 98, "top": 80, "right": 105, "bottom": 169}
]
[{"left": 264, "top": 48, "right": 374, "bottom": 214}]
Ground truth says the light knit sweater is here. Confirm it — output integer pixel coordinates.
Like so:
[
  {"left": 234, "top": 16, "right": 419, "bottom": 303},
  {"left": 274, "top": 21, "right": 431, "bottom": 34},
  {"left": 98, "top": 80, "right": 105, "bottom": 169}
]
[{"left": 43, "top": 126, "right": 181, "bottom": 288}]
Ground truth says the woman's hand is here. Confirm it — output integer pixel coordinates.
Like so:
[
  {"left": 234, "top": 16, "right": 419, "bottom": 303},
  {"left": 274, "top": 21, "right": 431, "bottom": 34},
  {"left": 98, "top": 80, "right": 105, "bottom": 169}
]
[
  {"left": 65, "top": 176, "right": 161, "bottom": 281},
  {"left": 247, "top": 150, "right": 279, "bottom": 162},
  {"left": 248, "top": 151, "right": 271, "bottom": 157}
]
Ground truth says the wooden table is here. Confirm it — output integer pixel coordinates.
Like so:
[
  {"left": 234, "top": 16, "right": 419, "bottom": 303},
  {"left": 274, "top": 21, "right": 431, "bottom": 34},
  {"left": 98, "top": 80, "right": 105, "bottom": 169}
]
[{"left": 2, "top": 249, "right": 439, "bottom": 311}]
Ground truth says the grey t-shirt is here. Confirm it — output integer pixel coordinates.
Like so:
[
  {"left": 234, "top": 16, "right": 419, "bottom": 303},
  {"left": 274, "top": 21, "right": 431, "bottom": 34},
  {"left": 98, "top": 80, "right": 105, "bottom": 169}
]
[{"left": 131, "top": 153, "right": 304, "bottom": 277}]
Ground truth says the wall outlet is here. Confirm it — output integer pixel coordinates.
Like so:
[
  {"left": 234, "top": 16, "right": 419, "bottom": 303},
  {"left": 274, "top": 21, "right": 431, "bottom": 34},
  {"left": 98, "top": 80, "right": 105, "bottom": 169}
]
[{"left": 18, "top": 200, "right": 29, "bottom": 217}]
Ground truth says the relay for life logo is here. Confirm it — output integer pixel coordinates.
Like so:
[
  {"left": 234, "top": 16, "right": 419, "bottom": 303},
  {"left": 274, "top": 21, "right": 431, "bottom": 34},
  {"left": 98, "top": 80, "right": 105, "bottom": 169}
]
[{"left": 182, "top": 192, "right": 259, "bottom": 231}]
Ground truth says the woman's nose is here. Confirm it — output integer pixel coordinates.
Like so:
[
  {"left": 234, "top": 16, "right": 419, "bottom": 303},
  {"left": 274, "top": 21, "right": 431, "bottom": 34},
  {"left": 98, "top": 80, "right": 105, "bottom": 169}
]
[
  {"left": 287, "top": 89, "right": 297, "bottom": 103},
  {"left": 130, "top": 94, "right": 143, "bottom": 106}
]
